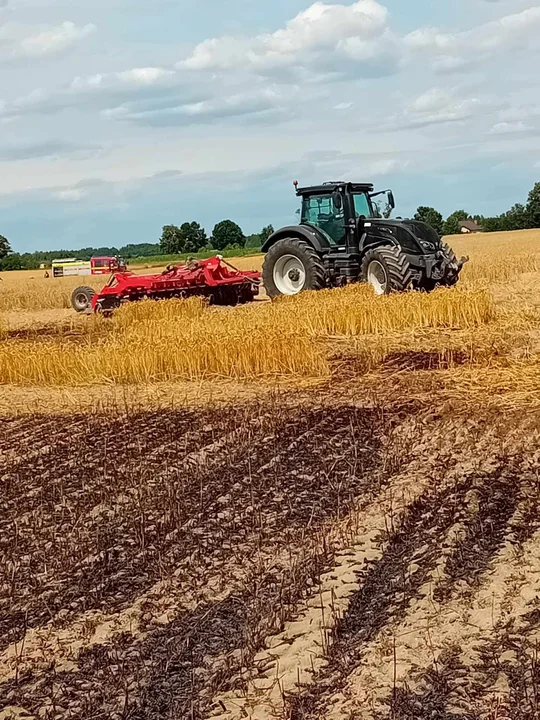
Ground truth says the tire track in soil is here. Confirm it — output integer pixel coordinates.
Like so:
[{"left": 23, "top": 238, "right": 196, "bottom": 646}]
[
  {"left": 2, "top": 401, "right": 310, "bottom": 633},
  {"left": 0, "top": 417, "right": 75, "bottom": 467},
  {"left": 432, "top": 467, "right": 523, "bottom": 605},
  {"left": 206, "top": 414, "right": 510, "bottom": 720},
  {"left": 325, "top": 467, "right": 540, "bottom": 719},
  {"left": 206, "top": 421, "right": 449, "bottom": 720},
  {"left": 286, "top": 463, "right": 528, "bottom": 720},
  {"left": 1, "top": 552, "right": 329, "bottom": 720},
  {"left": 380, "top": 523, "right": 540, "bottom": 720},
  {"left": 1, "top": 409, "right": 233, "bottom": 650},
  {"left": 0, "top": 404, "right": 390, "bottom": 718},
  {"left": 287, "top": 442, "right": 540, "bottom": 720},
  {"left": 3, "top": 407, "right": 375, "bottom": 650}
]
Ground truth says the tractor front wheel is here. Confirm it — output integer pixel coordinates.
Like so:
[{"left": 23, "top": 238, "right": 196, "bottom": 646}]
[
  {"left": 361, "top": 246, "right": 413, "bottom": 295},
  {"left": 263, "top": 238, "right": 326, "bottom": 298},
  {"left": 439, "top": 243, "right": 462, "bottom": 287},
  {"left": 71, "top": 286, "right": 95, "bottom": 313}
]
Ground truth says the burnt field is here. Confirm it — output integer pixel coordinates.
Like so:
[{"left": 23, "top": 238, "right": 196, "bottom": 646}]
[{"left": 2, "top": 399, "right": 540, "bottom": 720}]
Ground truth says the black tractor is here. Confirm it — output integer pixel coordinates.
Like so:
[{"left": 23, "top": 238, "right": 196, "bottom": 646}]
[{"left": 262, "top": 181, "right": 467, "bottom": 297}]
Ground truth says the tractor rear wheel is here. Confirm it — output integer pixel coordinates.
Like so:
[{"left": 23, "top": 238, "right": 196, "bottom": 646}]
[
  {"left": 71, "top": 286, "right": 95, "bottom": 313},
  {"left": 361, "top": 246, "right": 413, "bottom": 295},
  {"left": 263, "top": 238, "right": 326, "bottom": 298}
]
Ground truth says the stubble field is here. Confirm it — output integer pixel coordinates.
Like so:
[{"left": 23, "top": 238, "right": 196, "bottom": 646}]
[{"left": 2, "top": 230, "right": 540, "bottom": 719}]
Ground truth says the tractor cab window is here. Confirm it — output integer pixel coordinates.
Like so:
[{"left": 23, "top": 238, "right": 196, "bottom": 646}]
[
  {"left": 353, "top": 193, "right": 372, "bottom": 219},
  {"left": 301, "top": 194, "right": 344, "bottom": 245}
]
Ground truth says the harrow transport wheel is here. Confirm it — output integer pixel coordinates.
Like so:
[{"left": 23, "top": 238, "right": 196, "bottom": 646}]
[
  {"left": 263, "top": 238, "right": 326, "bottom": 298},
  {"left": 361, "top": 246, "right": 413, "bottom": 295},
  {"left": 71, "top": 286, "right": 96, "bottom": 313}
]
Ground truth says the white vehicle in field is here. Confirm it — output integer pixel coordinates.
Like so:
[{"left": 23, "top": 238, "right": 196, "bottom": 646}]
[{"left": 52, "top": 257, "right": 127, "bottom": 278}]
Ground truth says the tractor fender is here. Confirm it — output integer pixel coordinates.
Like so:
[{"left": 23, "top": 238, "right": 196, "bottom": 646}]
[{"left": 262, "top": 225, "right": 330, "bottom": 254}]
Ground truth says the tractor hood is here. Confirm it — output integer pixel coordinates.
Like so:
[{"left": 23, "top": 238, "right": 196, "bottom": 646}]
[{"left": 362, "top": 218, "right": 442, "bottom": 253}]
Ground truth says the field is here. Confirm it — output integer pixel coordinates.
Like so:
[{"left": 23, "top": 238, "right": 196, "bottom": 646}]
[{"left": 2, "top": 229, "right": 540, "bottom": 719}]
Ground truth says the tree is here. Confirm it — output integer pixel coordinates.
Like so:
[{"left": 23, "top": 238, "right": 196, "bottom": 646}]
[
  {"left": 120, "top": 243, "right": 162, "bottom": 258},
  {"left": 160, "top": 225, "right": 184, "bottom": 254},
  {"left": 179, "top": 222, "right": 208, "bottom": 254},
  {"left": 443, "top": 210, "right": 470, "bottom": 237},
  {"left": 0, "top": 252, "right": 22, "bottom": 271},
  {"left": 211, "top": 220, "right": 245, "bottom": 251},
  {"left": 527, "top": 182, "right": 540, "bottom": 228},
  {"left": 478, "top": 216, "right": 504, "bottom": 233},
  {"left": 245, "top": 233, "right": 263, "bottom": 249},
  {"left": 0, "top": 234, "right": 11, "bottom": 260},
  {"left": 501, "top": 203, "right": 530, "bottom": 231},
  {"left": 245, "top": 224, "right": 274, "bottom": 250},
  {"left": 260, "top": 225, "right": 274, "bottom": 245},
  {"left": 414, "top": 207, "right": 444, "bottom": 236}
]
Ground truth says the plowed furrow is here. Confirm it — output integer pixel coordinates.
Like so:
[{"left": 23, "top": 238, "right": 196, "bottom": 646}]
[
  {"left": 0, "top": 406, "right": 384, "bottom": 670},
  {"left": 287, "top": 467, "right": 524, "bottom": 719},
  {"left": 320, "top": 467, "right": 540, "bottom": 720}
]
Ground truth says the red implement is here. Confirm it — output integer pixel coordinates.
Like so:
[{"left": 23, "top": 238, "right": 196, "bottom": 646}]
[{"left": 71, "top": 256, "right": 261, "bottom": 314}]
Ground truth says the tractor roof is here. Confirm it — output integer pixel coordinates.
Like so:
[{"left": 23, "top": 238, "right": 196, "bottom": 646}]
[{"left": 296, "top": 182, "right": 374, "bottom": 196}]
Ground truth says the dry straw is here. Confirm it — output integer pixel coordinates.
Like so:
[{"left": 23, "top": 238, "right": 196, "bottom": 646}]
[{"left": 0, "top": 287, "right": 495, "bottom": 385}]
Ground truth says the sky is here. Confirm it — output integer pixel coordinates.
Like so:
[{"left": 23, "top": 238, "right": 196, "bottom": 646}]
[{"left": 1, "top": 0, "right": 540, "bottom": 252}]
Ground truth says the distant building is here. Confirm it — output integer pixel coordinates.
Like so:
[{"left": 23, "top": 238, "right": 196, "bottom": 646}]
[
  {"left": 459, "top": 220, "right": 483, "bottom": 234},
  {"left": 39, "top": 263, "right": 47, "bottom": 270}
]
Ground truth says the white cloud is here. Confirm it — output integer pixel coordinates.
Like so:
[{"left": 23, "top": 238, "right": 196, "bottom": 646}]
[
  {"left": 70, "top": 67, "right": 175, "bottom": 92},
  {"left": 405, "top": 6, "right": 540, "bottom": 73},
  {"left": 116, "top": 67, "right": 175, "bottom": 85},
  {"left": 0, "top": 65, "right": 187, "bottom": 120},
  {"left": 0, "top": 0, "right": 539, "bottom": 144},
  {"left": 52, "top": 187, "right": 87, "bottom": 201},
  {"left": 0, "top": 140, "right": 101, "bottom": 161},
  {"left": 490, "top": 120, "right": 530, "bottom": 134},
  {"left": 180, "top": 0, "right": 400, "bottom": 78},
  {"left": 102, "top": 86, "right": 296, "bottom": 127},
  {"left": 385, "top": 87, "right": 484, "bottom": 131},
  {"left": 17, "top": 21, "right": 96, "bottom": 57}
]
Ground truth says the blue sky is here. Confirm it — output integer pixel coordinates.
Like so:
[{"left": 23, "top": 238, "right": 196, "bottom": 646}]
[{"left": 1, "top": 0, "right": 540, "bottom": 252}]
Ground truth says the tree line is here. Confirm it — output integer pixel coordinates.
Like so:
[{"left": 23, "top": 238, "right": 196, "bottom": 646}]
[
  {"left": 0, "top": 221, "right": 275, "bottom": 271},
  {"left": 159, "top": 221, "right": 274, "bottom": 254},
  {"left": 414, "top": 181, "right": 540, "bottom": 236}
]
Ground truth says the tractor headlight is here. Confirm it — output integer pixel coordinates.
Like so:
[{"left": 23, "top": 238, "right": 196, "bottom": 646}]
[{"left": 420, "top": 240, "right": 436, "bottom": 251}]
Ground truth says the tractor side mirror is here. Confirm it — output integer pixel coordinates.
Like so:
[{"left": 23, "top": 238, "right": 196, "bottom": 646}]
[
  {"left": 332, "top": 190, "right": 343, "bottom": 211},
  {"left": 388, "top": 191, "right": 396, "bottom": 210}
]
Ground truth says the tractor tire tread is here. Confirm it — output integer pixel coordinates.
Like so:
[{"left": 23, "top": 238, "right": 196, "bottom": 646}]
[
  {"left": 361, "top": 245, "right": 413, "bottom": 293},
  {"left": 440, "top": 243, "right": 460, "bottom": 287},
  {"left": 263, "top": 238, "right": 326, "bottom": 298}
]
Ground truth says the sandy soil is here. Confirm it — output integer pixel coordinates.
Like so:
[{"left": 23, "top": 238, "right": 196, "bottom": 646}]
[{"left": 1, "top": 395, "right": 540, "bottom": 720}]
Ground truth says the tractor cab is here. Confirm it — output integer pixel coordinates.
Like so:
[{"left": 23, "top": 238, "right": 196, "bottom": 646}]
[
  {"left": 261, "top": 180, "right": 467, "bottom": 297},
  {"left": 296, "top": 182, "right": 435, "bottom": 256},
  {"left": 298, "top": 182, "right": 392, "bottom": 246}
]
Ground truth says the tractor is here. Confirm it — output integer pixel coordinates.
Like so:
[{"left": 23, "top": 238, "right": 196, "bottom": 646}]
[{"left": 262, "top": 182, "right": 467, "bottom": 297}]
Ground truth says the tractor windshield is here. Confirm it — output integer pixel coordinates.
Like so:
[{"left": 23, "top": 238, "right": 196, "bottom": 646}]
[
  {"left": 353, "top": 193, "right": 374, "bottom": 219},
  {"left": 301, "top": 193, "right": 345, "bottom": 245}
]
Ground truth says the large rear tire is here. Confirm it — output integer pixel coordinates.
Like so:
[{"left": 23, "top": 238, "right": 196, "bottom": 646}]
[
  {"left": 263, "top": 238, "right": 326, "bottom": 298},
  {"left": 361, "top": 246, "right": 413, "bottom": 295},
  {"left": 71, "top": 286, "right": 95, "bottom": 313}
]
